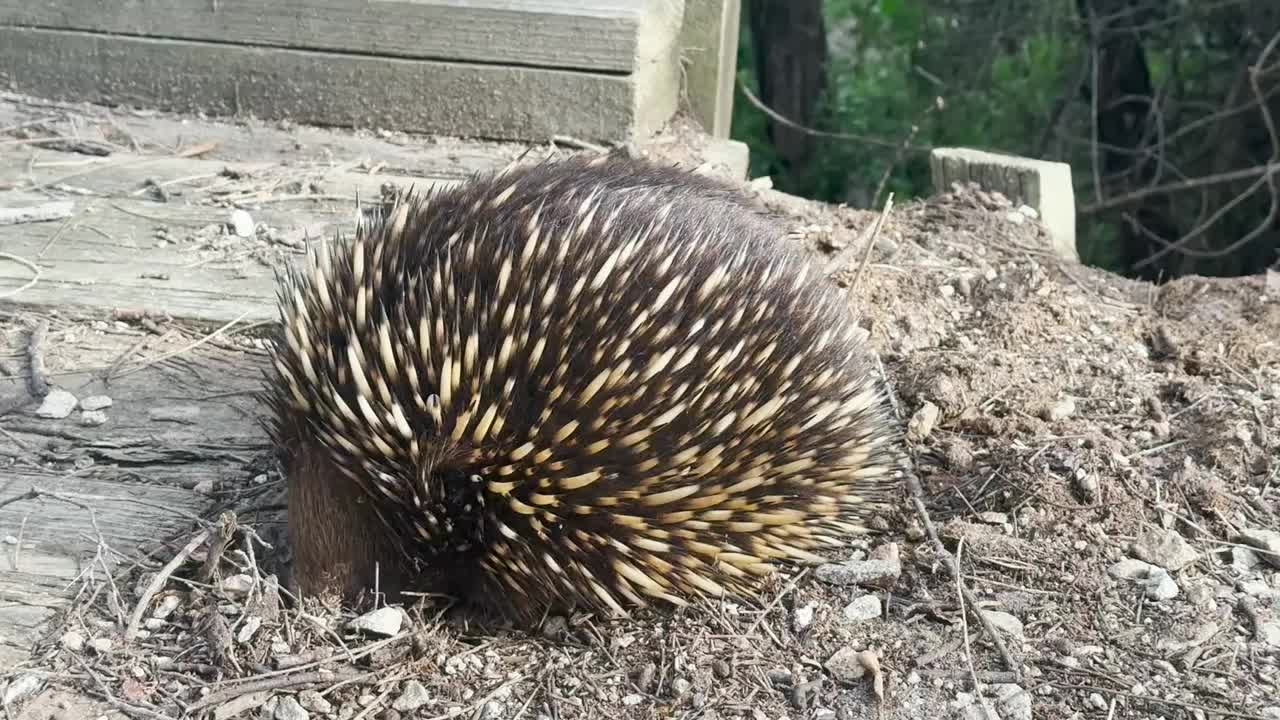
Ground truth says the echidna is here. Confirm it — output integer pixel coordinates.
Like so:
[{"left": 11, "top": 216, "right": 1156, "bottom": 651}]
[{"left": 263, "top": 154, "right": 904, "bottom": 621}]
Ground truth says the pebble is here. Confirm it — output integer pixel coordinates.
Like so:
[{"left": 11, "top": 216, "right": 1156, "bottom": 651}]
[
  {"left": 347, "top": 607, "right": 403, "bottom": 637},
  {"left": 79, "top": 410, "right": 108, "bottom": 426},
  {"left": 1235, "top": 528, "right": 1280, "bottom": 569},
  {"left": 1016, "top": 204, "right": 1039, "bottom": 219},
  {"left": 621, "top": 694, "right": 643, "bottom": 706},
  {"left": 1, "top": 674, "right": 44, "bottom": 706},
  {"left": 815, "top": 558, "right": 900, "bottom": 589},
  {"left": 907, "top": 401, "right": 941, "bottom": 441},
  {"left": 90, "top": 637, "right": 113, "bottom": 654},
  {"left": 274, "top": 696, "right": 309, "bottom": 720},
  {"left": 824, "top": 647, "right": 875, "bottom": 684},
  {"left": 993, "top": 684, "right": 1032, "bottom": 720},
  {"left": 1232, "top": 546, "right": 1262, "bottom": 572},
  {"left": 60, "top": 631, "right": 85, "bottom": 652},
  {"left": 1240, "top": 579, "right": 1272, "bottom": 597},
  {"left": 1129, "top": 527, "right": 1199, "bottom": 571},
  {"left": 842, "top": 595, "right": 882, "bottom": 623},
  {"left": 34, "top": 388, "right": 77, "bottom": 419},
  {"left": 1108, "top": 559, "right": 1180, "bottom": 599},
  {"left": 1087, "top": 692, "right": 1108, "bottom": 710},
  {"left": 482, "top": 701, "right": 504, "bottom": 719},
  {"left": 153, "top": 594, "right": 181, "bottom": 619},
  {"left": 981, "top": 610, "right": 1024, "bottom": 640},
  {"left": 298, "top": 691, "right": 332, "bottom": 714},
  {"left": 1042, "top": 397, "right": 1076, "bottom": 422},
  {"left": 230, "top": 209, "right": 256, "bottom": 237},
  {"left": 221, "top": 574, "right": 254, "bottom": 595},
  {"left": 144, "top": 618, "right": 165, "bottom": 631},
  {"left": 1258, "top": 621, "right": 1280, "bottom": 649},
  {"left": 392, "top": 681, "right": 430, "bottom": 712},
  {"left": 793, "top": 602, "right": 816, "bottom": 631},
  {"left": 977, "top": 511, "right": 1008, "bottom": 525},
  {"left": 671, "top": 678, "right": 691, "bottom": 698},
  {"left": 80, "top": 395, "right": 113, "bottom": 411},
  {"left": 237, "top": 616, "right": 262, "bottom": 643},
  {"left": 1005, "top": 210, "right": 1026, "bottom": 224},
  {"left": 814, "top": 710, "right": 836, "bottom": 720},
  {"left": 1262, "top": 706, "right": 1280, "bottom": 719}
]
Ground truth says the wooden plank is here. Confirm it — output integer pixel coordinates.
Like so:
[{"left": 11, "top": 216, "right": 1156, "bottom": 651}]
[
  {"left": 0, "top": 144, "right": 467, "bottom": 324},
  {"left": 679, "top": 0, "right": 741, "bottom": 138},
  {"left": 0, "top": 0, "right": 646, "bottom": 73},
  {"left": 0, "top": 315, "right": 270, "bottom": 667},
  {"left": 0, "top": 91, "right": 538, "bottom": 176},
  {"left": 0, "top": 27, "right": 657, "bottom": 144},
  {"left": 0, "top": 195, "right": 351, "bottom": 325}
]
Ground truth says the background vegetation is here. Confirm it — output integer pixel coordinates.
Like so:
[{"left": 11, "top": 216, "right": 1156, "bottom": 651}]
[{"left": 732, "top": 0, "right": 1280, "bottom": 282}]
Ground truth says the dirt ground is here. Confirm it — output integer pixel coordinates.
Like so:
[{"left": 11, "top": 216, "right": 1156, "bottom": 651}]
[{"left": 1, "top": 101, "right": 1278, "bottom": 720}]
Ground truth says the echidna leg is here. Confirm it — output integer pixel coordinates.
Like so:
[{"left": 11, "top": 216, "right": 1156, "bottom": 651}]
[{"left": 285, "top": 440, "right": 408, "bottom": 605}]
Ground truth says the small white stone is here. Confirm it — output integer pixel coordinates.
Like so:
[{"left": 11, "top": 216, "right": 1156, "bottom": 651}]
[
  {"left": 1258, "top": 621, "right": 1280, "bottom": 649},
  {"left": 842, "top": 595, "right": 882, "bottom": 623},
  {"left": 1130, "top": 527, "right": 1199, "bottom": 571},
  {"left": 35, "top": 388, "right": 78, "bottom": 419},
  {"left": 79, "top": 395, "right": 113, "bottom": 411},
  {"left": 347, "top": 606, "right": 403, "bottom": 637},
  {"left": 1016, "top": 204, "right": 1039, "bottom": 219},
  {"left": 298, "top": 691, "right": 332, "bottom": 714},
  {"left": 230, "top": 209, "right": 255, "bottom": 237},
  {"left": 153, "top": 594, "right": 181, "bottom": 619},
  {"left": 793, "top": 602, "right": 816, "bottom": 631},
  {"left": 622, "top": 694, "right": 643, "bottom": 706},
  {"left": 79, "top": 410, "right": 108, "bottom": 426},
  {"left": 60, "top": 631, "right": 85, "bottom": 652},
  {"left": 89, "top": 637, "right": 113, "bottom": 654},
  {"left": 1233, "top": 546, "right": 1262, "bottom": 572},
  {"left": 274, "top": 695, "right": 309, "bottom": 720},
  {"left": 392, "top": 681, "right": 431, "bottom": 712},
  {"left": 1005, "top": 210, "right": 1025, "bottom": 224},
  {"left": 993, "top": 684, "right": 1031, "bottom": 720},
  {"left": 1043, "top": 397, "right": 1076, "bottom": 422},
  {"left": 1087, "top": 692, "right": 1108, "bottom": 710},
  {"left": 221, "top": 574, "right": 254, "bottom": 595},
  {"left": 237, "top": 616, "right": 262, "bottom": 644},
  {"left": 981, "top": 610, "right": 1024, "bottom": 639},
  {"left": 1235, "top": 528, "right": 1280, "bottom": 569},
  {"left": 1, "top": 674, "right": 44, "bottom": 706}
]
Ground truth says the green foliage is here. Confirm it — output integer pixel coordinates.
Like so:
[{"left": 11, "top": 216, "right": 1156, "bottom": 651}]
[{"left": 732, "top": 0, "right": 1079, "bottom": 208}]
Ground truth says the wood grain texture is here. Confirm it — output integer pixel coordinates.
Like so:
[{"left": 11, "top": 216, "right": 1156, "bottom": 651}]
[
  {"left": 0, "top": 0, "right": 646, "bottom": 73},
  {"left": 0, "top": 327, "right": 270, "bottom": 666},
  {"left": 679, "top": 0, "right": 741, "bottom": 138},
  {"left": 0, "top": 27, "right": 649, "bottom": 143},
  {"left": 0, "top": 148, "right": 464, "bottom": 324}
]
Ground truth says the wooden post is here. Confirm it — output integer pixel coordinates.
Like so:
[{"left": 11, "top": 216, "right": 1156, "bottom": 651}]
[
  {"left": 930, "top": 147, "right": 1079, "bottom": 263},
  {"left": 680, "top": 0, "right": 741, "bottom": 138}
]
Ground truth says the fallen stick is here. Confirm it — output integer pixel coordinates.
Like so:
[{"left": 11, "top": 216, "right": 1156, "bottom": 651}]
[{"left": 0, "top": 201, "right": 74, "bottom": 226}]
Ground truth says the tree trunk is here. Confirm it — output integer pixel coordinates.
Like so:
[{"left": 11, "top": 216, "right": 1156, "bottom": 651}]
[{"left": 746, "top": 0, "right": 829, "bottom": 178}]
